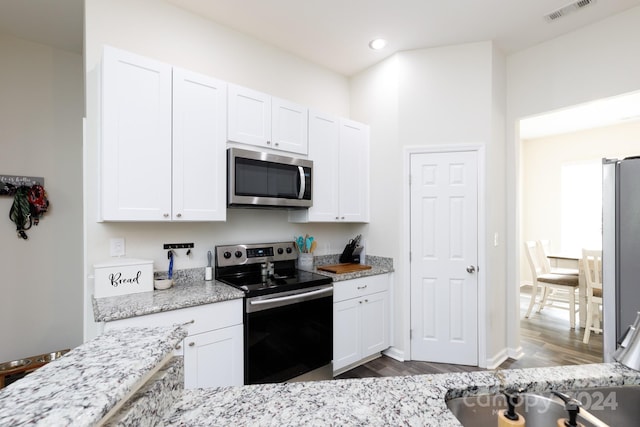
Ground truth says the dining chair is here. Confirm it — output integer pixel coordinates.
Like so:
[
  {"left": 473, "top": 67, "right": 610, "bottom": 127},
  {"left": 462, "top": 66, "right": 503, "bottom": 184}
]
[
  {"left": 536, "top": 240, "right": 579, "bottom": 276},
  {"left": 582, "top": 248, "right": 603, "bottom": 344},
  {"left": 523, "top": 241, "right": 579, "bottom": 328}
]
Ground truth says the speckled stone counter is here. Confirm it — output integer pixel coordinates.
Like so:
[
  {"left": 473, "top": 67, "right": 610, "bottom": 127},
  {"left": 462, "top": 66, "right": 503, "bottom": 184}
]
[
  {"left": 0, "top": 325, "right": 187, "bottom": 427},
  {"left": 309, "top": 254, "right": 394, "bottom": 282},
  {"left": 93, "top": 275, "right": 244, "bottom": 322},
  {"left": 164, "top": 363, "right": 640, "bottom": 426}
]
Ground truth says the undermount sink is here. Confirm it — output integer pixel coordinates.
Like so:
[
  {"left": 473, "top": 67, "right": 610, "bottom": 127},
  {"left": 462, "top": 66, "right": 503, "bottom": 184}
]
[{"left": 446, "top": 386, "right": 640, "bottom": 427}]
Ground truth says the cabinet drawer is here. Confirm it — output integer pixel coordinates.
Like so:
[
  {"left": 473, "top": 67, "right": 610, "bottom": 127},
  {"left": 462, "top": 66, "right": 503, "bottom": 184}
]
[
  {"left": 103, "top": 299, "right": 242, "bottom": 336},
  {"left": 333, "top": 274, "right": 389, "bottom": 302}
]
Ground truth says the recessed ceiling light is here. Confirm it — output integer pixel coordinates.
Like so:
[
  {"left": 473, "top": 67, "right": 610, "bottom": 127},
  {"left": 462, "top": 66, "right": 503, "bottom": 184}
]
[{"left": 368, "top": 38, "right": 387, "bottom": 50}]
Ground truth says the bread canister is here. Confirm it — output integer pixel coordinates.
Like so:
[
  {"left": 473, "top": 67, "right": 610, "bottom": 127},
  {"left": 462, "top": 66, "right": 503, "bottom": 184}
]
[{"left": 93, "top": 258, "right": 153, "bottom": 298}]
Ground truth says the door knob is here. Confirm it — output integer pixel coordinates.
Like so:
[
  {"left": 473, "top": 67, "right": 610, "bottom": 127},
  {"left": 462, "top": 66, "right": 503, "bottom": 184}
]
[{"left": 466, "top": 265, "right": 476, "bottom": 273}]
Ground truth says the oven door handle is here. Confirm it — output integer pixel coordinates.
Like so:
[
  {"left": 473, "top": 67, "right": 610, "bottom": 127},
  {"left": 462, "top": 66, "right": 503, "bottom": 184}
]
[{"left": 249, "top": 286, "right": 332, "bottom": 306}]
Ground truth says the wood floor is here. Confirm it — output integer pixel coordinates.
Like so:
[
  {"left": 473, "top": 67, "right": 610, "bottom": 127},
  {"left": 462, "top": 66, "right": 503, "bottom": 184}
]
[{"left": 336, "top": 286, "right": 603, "bottom": 379}]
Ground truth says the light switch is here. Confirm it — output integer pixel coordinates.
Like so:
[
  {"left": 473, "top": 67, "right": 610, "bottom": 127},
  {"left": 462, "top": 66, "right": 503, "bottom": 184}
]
[{"left": 110, "top": 237, "right": 125, "bottom": 257}]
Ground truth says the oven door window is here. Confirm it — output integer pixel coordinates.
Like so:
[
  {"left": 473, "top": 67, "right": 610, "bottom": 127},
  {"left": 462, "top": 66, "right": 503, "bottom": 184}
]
[{"left": 245, "top": 294, "right": 332, "bottom": 384}]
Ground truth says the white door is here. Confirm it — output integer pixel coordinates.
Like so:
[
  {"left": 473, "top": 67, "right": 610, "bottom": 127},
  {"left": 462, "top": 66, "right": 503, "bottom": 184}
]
[{"left": 410, "top": 150, "right": 478, "bottom": 365}]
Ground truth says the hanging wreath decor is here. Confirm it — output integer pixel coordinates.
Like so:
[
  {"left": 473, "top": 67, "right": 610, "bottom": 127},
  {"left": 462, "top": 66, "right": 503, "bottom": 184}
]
[{"left": 8, "top": 184, "right": 49, "bottom": 239}]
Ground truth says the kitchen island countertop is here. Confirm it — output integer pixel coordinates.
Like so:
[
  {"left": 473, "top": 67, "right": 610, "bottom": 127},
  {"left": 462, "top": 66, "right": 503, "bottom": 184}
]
[
  {"left": 2, "top": 323, "right": 640, "bottom": 426},
  {"left": 164, "top": 362, "right": 640, "bottom": 426},
  {"left": 0, "top": 325, "right": 187, "bottom": 427}
]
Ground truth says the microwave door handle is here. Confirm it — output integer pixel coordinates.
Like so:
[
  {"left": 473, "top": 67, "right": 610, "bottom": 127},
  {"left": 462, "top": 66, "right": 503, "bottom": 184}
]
[{"left": 297, "top": 166, "right": 305, "bottom": 199}]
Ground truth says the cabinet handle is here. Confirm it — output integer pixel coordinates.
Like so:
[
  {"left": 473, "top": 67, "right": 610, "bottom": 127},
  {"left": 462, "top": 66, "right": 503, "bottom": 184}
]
[
  {"left": 189, "top": 342, "right": 195, "bottom": 347},
  {"left": 175, "top": 344, "right": 182, "bottom": 350},
  {"left": 341, "top": 216, "right": 345, "bottom": 220},
  {"left": 275, "top": 142, "right": 279, "bottom": 147},
  {"left": 359, "top": 300, "right": 363, "bottom": 304},
  {"left": 163, "top": 213, "right": 169, "bottom": 218},
  {"left": 365, "top": 299, "right": 368, "bottom": 303},
  {"left": 357, "top": 285, "right": 367, "bottom": 290},
  {"left": 266, "top": 140, "right": 271, "bottom": 145},
  {"left": 176, "top": 213, "right": 182, "bottom": 218},
  {"left": 335, "top": 217, "right": 339, "bottom": 220}
]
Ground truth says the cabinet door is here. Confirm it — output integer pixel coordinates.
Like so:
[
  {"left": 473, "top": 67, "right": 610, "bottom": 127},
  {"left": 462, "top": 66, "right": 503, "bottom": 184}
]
[
  {"left": 172, "top": 68, "right": 227, "bottom": 221},
  {"left": 333, "top": 298, "right": 361, "bottom": 371},
  {"left": 272, "top": 97, "right": 308, "bottom": 154},
  {"left": 101, "top": 46, "right": 172, "bottom": 221},
  {"left": 228, "top": 84, "right": 271, "bottom": 148},
  {"left": 306, "top": 110, "right": 340, "bottom": 221},
  {"left": 183, "top": 324, "right": 244, "bottom": 389},
  {"left": 360, "top": 291, "right": 389, "bottom": 357},
  {"left": 339, "top": 119, "right": 370, "bottom": 222}
]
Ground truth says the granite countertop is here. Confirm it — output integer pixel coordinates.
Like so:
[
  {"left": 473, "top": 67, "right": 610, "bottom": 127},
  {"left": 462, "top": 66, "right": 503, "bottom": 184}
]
[
  {"left": 94, "top": 256, "right": 393, "bottom": 322},
  {"left": 93, "top": 277, "right": 244, "bottom": 322},
  {"left": 165, "top": 363, "right": 640, "bottom": 426},
  {"left": 310, "top": 254, "right": 394, "bottom": 282},
  {"left": 0, "top": 325, "right": 187, "bottom": 427}
]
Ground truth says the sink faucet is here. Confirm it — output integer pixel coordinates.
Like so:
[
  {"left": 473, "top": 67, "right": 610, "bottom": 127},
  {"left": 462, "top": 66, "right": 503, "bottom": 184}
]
[{"left": 552, "top": 391, "right": 609, "bottom": 427}]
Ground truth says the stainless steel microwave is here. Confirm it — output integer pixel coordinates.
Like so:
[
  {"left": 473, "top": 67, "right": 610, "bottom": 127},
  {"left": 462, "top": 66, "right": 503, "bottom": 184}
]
[{"left": 227, "top": 148, "right": 312, "bottom": 209}]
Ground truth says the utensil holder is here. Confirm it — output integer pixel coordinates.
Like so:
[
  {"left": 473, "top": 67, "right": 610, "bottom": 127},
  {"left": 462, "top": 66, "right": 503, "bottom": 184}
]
[{"left": 298, "top": 253, "right": 314, "bottom": 271}]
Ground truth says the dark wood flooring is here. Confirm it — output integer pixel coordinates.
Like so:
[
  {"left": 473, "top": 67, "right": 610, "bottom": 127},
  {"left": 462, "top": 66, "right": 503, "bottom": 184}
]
[{"left": 336, "top": 286, "right": 603, "bottom": 379}]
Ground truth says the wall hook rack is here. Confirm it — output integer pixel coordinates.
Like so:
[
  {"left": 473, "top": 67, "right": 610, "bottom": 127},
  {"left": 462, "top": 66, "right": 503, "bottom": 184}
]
[
  {"left": 0, "top": 175, "right": 45, "bottom": 196},
  {"left": 163, "top": 243, "right": 194, "bottom": 250}
]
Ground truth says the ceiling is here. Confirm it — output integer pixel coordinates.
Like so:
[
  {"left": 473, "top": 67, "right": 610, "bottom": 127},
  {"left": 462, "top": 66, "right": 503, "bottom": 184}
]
[{"left": 1, "top": 0, "right": 639, "bottom": 136}]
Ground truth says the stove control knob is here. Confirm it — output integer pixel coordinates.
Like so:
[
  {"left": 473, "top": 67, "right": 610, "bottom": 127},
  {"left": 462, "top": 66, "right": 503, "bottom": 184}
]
[
  {"left": 223, "top": 251, "right": 232, "bottom": 259},
  {"left": 286, "top": 247, "right": 292, "bottom": 254},
  {"left": 277, "top": 248, "right": 284, "bottom": 254},
  {"left": 235, "top": 250, "right": 243, "bottom": 258}
]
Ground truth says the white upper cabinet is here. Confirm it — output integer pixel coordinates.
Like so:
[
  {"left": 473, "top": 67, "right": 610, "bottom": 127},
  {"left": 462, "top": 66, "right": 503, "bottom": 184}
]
[
  {"left": 289, "top": 110, "right": 370, "bottom": 223},
  {"left": 338, "top": 118, "right": 370, "bottom": 222},
  {"left": 172, "top": 68, "right": 227, "bottom": 221},
  {"left": 100, "top": 46, "right": 227, "bottom": 221},
  {"left": 228, "top": 84, "right": 308, "bottom": 155},
  {"left": 101, "top": 46, "right": 172, "bottom": 221}
]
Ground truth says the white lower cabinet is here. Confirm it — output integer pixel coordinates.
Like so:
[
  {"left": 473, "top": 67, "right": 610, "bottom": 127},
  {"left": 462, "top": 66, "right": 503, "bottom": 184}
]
[
  {"left": 183, "top": 324, "right": 243, "bottom": 389},
  {"left": 102, "top": 299, "right": 243, "bottom": 388},
  {"left": 333, "top": 274, "right": 389, "bottom": 373}
]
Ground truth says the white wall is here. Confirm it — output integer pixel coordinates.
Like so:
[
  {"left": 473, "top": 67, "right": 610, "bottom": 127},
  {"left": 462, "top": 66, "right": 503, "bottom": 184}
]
[
  {"left": 506, "top": 6, "right": 640, "bottom": 354},
  {"left": 0, "top": 34, "right": 83, "bottom": 362},
  {"left": 83, "top": 0, "right": 359, "bottom": 339},
  {"left": 350, "top": 41, "right": 508, "bottom": 365},
  {"left": 520, "top": 121, "right": 640, "bottom": 283}
]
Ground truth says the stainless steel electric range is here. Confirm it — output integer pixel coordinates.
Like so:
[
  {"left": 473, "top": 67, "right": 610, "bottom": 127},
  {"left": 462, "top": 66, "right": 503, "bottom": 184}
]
[{"left": 214, "top": 241, "right": 333, "bottom": 385}]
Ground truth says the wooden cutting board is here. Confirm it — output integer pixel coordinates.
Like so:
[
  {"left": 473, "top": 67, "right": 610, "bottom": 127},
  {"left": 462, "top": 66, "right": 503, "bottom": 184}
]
[{"left": 317, "top": 263, "right": 372, "bottom": 274}]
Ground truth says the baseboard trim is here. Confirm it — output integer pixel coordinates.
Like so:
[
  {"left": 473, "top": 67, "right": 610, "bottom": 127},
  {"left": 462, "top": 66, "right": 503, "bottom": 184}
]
[
  {"left": 485, "top": 348, "right": 509, "bottom": 369},
  {"left": 507, "top": 346, "right": 525, "bottom": 360},
  {"left": 382, "top": 346, "right": 404, "bottom": 362}
]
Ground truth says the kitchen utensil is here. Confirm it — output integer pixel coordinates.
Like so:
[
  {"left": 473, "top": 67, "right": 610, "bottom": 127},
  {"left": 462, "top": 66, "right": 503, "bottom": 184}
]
[
  {"left": 310, "top": 240, "right": 317, "bottom": 253},
  {"left": 168, "top": 250, "right": 174, "bottom": 279},
  {"left": 205, "top": 250, "right": 213, "bottom": 281}
]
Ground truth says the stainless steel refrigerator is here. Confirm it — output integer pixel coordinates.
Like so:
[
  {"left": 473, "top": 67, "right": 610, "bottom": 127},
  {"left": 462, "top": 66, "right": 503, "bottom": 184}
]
[{"left": 603, "top": 156, "right": 640, "bottom": 361}]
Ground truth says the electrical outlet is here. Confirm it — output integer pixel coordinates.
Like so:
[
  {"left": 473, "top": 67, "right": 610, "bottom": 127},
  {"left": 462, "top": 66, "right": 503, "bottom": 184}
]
[{"left": 110, "top": 237, "right": 125, "bottom": 257}]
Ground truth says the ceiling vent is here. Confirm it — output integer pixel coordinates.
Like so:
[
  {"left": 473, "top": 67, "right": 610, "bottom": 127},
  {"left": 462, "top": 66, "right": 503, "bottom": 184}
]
[{"left": 545, "top": 0, "right": 596, "bottom": 22}]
